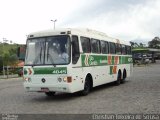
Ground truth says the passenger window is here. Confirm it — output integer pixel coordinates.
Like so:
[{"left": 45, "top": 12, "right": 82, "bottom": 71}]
[
  {"left": 80, "top": 37, "right": 91, "bottom": 53},
  {"left": 72, "top": 36, "right": 80, "bottom": 64},
  {"left": 122, "top": 44, "right": 126, "bottom": 55},
  {"left": 116, "top": 43, "right": 122, "bottom": 54},
  {"left": 109, "top": 42, "right": 116, "bottom": 54},
  {"left": 91, "top": 39, "right": 100, "bottom": 53},
  {"left": 126, "top": 46, "right": 132, "bottom": 55},
  {"left": 101, "top": 41, "right": 109, "bottom": 54}
]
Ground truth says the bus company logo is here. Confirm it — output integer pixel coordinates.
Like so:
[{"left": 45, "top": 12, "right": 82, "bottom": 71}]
[
  {"left": 89, "top": 56, "right": 98, "bottom": 66},
  {"left": 99, "top": 59, "right": 108, "bottom": 64},
  {"left": 84, "top": 55, "right": 98, "bottom": 66},
  {"left": 128, "top": 57, "right": 132, "bottom": 63},
  {"left": 84, "top": 55, "right": 90, "bottom": 66}
]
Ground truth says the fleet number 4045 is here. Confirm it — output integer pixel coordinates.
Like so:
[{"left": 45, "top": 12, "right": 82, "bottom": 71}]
[{"left": 52, "top": 70, "right": 67, "bottom": 74}]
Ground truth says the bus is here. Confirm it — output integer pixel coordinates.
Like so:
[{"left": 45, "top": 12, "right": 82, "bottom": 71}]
[{"left": 23, "top": 28, "right": 133, "bottom": 96}]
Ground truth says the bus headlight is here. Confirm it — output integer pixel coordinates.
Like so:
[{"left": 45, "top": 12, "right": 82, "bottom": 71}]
[{"left": 58, "top": 77, "right": 72, "bottom": 83}]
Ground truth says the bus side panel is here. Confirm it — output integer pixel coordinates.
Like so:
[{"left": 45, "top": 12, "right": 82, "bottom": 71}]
[
  {"left": 67, "top": 67, "right": 85, "bottom": 92},
  {"left": 89, "top": 66, "right": 115, "bottom": 87}
]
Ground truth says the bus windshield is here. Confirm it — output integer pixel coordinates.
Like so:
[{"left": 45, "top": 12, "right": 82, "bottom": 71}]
[{"left": 25, "top": 35, "right": 70, "bottom": 65}]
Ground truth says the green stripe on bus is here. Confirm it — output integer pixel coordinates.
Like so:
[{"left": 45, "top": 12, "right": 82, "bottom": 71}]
[
  {"left": 81, "top": 54, "right": 132, "bottom": 67},
  {"left": 24, "top": 67, "right": 67, "bottom": 75}
]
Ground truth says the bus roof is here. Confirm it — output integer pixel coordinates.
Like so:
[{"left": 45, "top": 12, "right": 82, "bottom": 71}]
[{"left": 27, "top": 28, "right": 130, "bottom": 46}]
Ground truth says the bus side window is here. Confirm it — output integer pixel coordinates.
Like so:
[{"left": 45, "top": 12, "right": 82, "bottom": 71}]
[
  {"left": 116, "top": 43, "right": 122, "bottom": 55},
  {"left": 101, "top": 40, "right": 109, "bottom": 54},
  {"left": 80, "top": 37, "right": 91, "bottom": 53},
  {"left": 91, "top": 39, "right": 101, "bottom": 53},
  {"left": 106, "top": 41, "right": 109, "bottom": 54},
  {"left": 122, "top": 44, "right": 126, "bottom": 55},
  {"left": 109, "top": 42, "right": 116, "bottom": 54},
  {"left": 72, "top": 35, "right": 80, "bottom": 64}
]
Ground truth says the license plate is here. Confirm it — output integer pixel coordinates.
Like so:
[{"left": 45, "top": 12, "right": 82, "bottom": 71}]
[{"left": 41, "top": 88, "right": 49, "bottom": 92}]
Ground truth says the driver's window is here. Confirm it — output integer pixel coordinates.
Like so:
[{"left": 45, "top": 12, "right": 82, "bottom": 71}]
[{"left": 72, "top": 35, "right": 80, "bottom": 64}]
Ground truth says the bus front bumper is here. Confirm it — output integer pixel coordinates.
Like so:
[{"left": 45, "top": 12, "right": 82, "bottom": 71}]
[{"left": 23, "top": 83, "right": 72, "bottom": 93}]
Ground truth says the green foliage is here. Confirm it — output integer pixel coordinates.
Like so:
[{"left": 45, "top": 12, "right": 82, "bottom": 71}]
[
  {"left": 0, "top": 56, "right": 2, "bottom": 66},
  {"left": 0, "top": 43, "right": 19, "bottom": 67},
  {"left": 130, "top": 41, "right": 146, "bottom": 48},
  {"left": 148, "top": 37, "right": 160, "bottom": 49}
]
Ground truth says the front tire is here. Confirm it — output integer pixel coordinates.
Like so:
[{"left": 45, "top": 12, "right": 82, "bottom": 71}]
[{"left": 80, "top": 78, "right": 91, "bottom": 96}]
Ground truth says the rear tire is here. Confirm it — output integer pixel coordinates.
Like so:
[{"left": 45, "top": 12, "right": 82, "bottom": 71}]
[
  {"left": 121, "top": 78, "right": 125, "bottom": 84},
  {"left": 121, "top": 70, "right": 126, "bottom": 84},
  {"left": 45, "top": 92, "right": 56, "bottom": 96},
  {"left": 115, "top": 72, "right": 121, "bottom": 85}
]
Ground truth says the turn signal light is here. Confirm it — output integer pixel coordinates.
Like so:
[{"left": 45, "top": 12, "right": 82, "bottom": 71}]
[
  {"left": 63, "top": 76, "right": 72, "bottom": 83},
  {"left": 67, "top": 77, "right": 72, "bottom": 83}
]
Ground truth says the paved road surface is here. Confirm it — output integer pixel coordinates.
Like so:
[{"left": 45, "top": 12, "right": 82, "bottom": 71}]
[{"left": 0, "top": 63, "right": 160, "bottom": 115}]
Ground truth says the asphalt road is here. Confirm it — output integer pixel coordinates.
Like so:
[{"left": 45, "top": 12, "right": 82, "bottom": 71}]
[{"left": 0, "top": 62, "right": 160, "bottom": 115}]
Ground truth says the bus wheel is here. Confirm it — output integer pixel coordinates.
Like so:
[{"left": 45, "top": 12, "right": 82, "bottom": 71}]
[
  {"left": 45, "top": 92, "right": 56, "bottom": 96},
  {"left": 80, "top": 77, "right": 91, "bottom": 96},
  {"left": 115, "top": 72, "right": 121, "bottom": 85},
  {"left": 121, "top": 70, "right": 127, "bottom": 84}
]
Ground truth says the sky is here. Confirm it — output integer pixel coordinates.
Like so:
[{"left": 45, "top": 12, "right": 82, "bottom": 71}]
[{"left": 0, "top": 0, "right": 160, "bottom": 44}]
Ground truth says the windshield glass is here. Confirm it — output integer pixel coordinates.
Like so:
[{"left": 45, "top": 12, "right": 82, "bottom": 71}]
[{"left": 25, "top": 35, "right": 70, "bottom": 65}]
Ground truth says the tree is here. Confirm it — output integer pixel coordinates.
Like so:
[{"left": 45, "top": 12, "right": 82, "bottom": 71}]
[
  {"left": 8, "top": 54, "right": 18, "bottom": 66},
  {"left": 130, "top": 41, "right": 145, "bottom": 48},
  {"left": 0, "top": 43, "right": 19, "bottom": 76},
  {"left": 139, "top": 43, "right": 144, "bottom": 47},
  {"left": 0, "top": 57, "right": 2, "bottom": 74},
  {"left": 130, "top": 41, "right": 139, "bottom": 48},
  {"left": 148, "top": 37, "right": 160, "bottom": 49}
]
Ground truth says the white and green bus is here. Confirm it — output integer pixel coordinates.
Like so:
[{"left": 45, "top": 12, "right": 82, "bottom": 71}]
[{"left": 23, "top": 28, "right": 133, "bottom": 96}]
